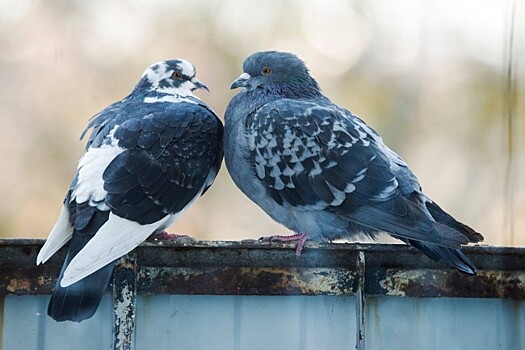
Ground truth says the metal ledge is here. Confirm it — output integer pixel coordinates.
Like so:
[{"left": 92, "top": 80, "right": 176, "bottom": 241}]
[{"left": 1, "top": 238, "right": 524, "bottom": 299}]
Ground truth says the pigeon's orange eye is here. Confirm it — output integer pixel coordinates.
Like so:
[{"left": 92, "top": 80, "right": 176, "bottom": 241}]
[
  {"left": 262, "top": 67, "right": 271, "bottom": 75},
  {"left": 172, "top": 71, "right": 182, "bottom": 79}
]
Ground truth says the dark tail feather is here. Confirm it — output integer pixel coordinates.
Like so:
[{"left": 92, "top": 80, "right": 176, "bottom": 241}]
[
  {"left": 407, "top": 239, "right": 478, "bottom": 275},
  {"left": 425, "top": 200, "right": 484, "bottom": 243},
  {"left": 48, "top": 233, "right": 114, "bottom": 322}
]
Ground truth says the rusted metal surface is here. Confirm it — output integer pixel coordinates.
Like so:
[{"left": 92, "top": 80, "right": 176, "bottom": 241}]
[
  {"left": 375, "top": 269, "right": 525, "bottom": 298},
  {"left": 0, "top": 239, "right": 524, "bottom": 299},
  {"left": 363, "top": 245, "right": 525, "bottom": 299},
  {"left": 2, "top": 239, "right": 525, "bottom": 350},
  {"left": 0, "top": 241, "right": 61, "bottom": 295},
  {"left": 138, "top": 267, "right": 356, "bottom": 295},
  {"left": 113, "top": 252, "right": 137, "bottom": 350}
]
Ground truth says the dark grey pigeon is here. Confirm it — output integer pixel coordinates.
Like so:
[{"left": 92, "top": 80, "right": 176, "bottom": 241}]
[
  {"left": 37, "top": 59, "right": 223, "bottom": 322},
  {"left": 224, "top": 51, "right": 483, "bottom": 274}
]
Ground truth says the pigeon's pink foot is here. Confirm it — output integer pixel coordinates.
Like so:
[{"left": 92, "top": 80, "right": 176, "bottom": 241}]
[
  {"left": 148, "top": 231, "right": 189, "bottom": 242},
  {"left": 260, "top": 233, "right": 308, "bottom": 256}
]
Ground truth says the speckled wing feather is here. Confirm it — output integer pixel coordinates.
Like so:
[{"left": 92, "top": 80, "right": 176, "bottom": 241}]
[{"left": 245, "top": 99, "right": 468, "bottom": 248}]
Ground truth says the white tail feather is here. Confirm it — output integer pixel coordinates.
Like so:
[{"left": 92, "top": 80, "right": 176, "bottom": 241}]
[
  {"left": 60, "top": 213, "right": 170, "bottom": 287},
  {"left": 37, "top": 205, "right": 73, "bottom": 265}
]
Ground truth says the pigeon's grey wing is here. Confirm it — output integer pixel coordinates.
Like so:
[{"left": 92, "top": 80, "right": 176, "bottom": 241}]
[
  {"left": 61, "top": 102, "right": 223, "bottom": 286},
  {"left": 246, "top": 100, "right": 468, "bottom": 248},
  {"left": 351, "top": 113, "right": 483, "bottom": 244},
  {"left": 350, "top": 113, "right": 422, "bottom": 196}
]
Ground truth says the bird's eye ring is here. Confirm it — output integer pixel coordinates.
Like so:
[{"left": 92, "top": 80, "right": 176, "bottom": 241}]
[
  {"left": 172, "top": 71, "right": 182, "bottom": 79},
  {"left": 262, "top": 67, "right": 271, "bottom": 75}
]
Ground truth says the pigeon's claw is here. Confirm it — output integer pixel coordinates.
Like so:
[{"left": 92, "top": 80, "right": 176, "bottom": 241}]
[{"left": 259, "top": 233, "right": 308, "bottom": 256}]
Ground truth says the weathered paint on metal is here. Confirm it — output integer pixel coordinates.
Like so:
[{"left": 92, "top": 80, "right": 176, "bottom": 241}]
[
  {"left": 0, "top": 239, "right": 524, "bottom": 299},
  {"left": 138, "top": 267, "right": 356, "bottom": 295},
  {"left": 0, "top": 240, "right": 63, "bottom": 295},
  {"left": 355, "top": 251, "right": 366, "bottom": 350},
  {"left": 1, "top": 239, "right": 525, "bottom": 350},
  {"left": 377, "top": 269, "right": 525, "bottom": 298},
  {"left": 113, "top": 252, "right": 137, "bottom": 350}
]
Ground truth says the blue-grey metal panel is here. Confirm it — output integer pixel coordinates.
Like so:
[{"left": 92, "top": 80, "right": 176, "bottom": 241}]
[
  {"left": 366, "top": 297, "right": 525, "bottom": 350},
  {"left": 4, "top": 294, "right": 525, "bottom": 349},
  {"left": 136, "top": 295, "right": 356, "bottom": 350},
  {"left": 3, "top": 295, "right": 112, "bottom": 350}
]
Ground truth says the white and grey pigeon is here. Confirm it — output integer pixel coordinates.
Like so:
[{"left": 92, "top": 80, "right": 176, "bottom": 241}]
[
  {"left": 37, "top": 59, "right": 223, "bottom": 322},
  {"left": 224, "top": 51, "right": 483, "bottom": 274}
]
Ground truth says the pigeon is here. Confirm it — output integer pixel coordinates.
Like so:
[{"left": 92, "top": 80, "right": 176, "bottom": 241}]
[
  {"left": 224, "top": 51, "right": 483, "bottom": 274},
  {"left": 37, "top": 59, "right": 223, "bottom": 322}
]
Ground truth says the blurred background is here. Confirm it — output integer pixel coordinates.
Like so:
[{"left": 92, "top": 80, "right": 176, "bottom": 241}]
[{"left": 0, "top": 0, "right": 523, "bottom": 246}]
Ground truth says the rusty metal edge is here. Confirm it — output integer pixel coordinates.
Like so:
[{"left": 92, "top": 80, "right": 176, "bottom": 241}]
[
  {"left": 0, "top": 239, "right": 524, "bottom": 299},
  {"left": 1, "top": 238, "right": 524, "bottom": 253}
]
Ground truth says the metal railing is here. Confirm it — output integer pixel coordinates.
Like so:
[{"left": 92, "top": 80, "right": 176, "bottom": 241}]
[{"left": 1, "top": 239, "right": 524, "bottom": 349}]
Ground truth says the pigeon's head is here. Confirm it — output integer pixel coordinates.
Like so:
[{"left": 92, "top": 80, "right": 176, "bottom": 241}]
[
  {"left": 136, "top": 59, "right": 208, "bottom": 95},
  {"left": 230, "top": 51, "right": 320, "bottom": 98}
]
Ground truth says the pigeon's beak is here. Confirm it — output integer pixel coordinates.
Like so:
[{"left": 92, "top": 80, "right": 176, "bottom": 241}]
[
  {"left": 230, "top": 73, "right": 251, "bottom": 89},
  {"left": 191, "top": 78, "right": 209, "bottom": 92}
]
